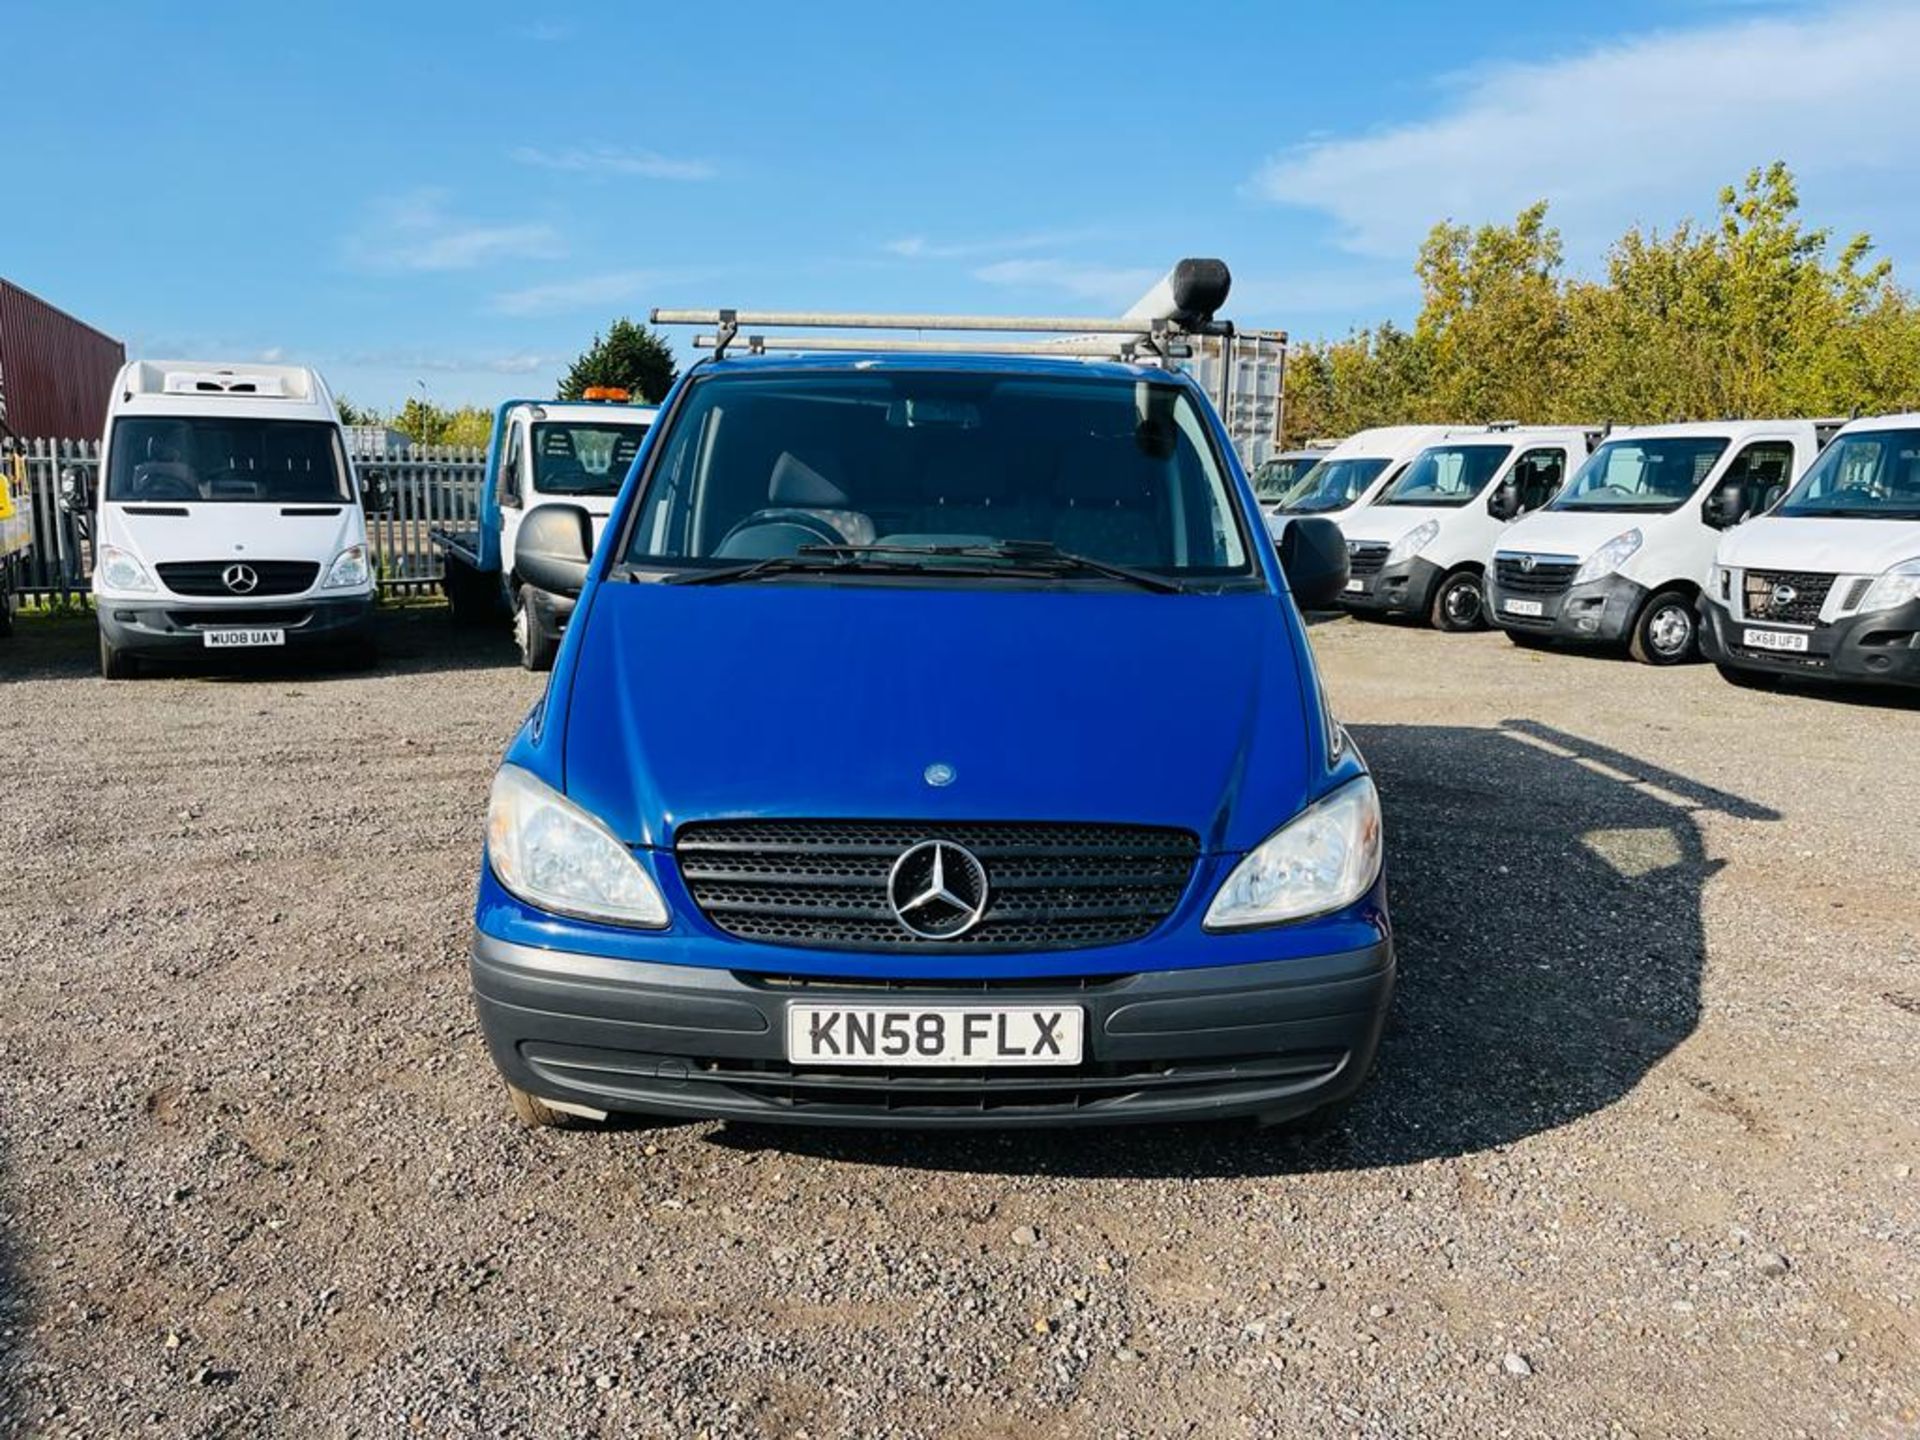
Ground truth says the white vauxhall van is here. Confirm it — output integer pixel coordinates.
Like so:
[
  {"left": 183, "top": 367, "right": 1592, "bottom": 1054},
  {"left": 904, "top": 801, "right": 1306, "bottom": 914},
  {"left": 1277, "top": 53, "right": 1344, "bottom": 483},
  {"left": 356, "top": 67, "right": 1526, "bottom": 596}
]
[
  {"left": 1701, "top": 412, "right": 1920, "bottom": 691},
  {"left": 1267, "top": 425, "right": 1458, "bottom": 539},
  {"left": 1338, "top": 425, "right": 1596, "bottom": 630},
  {"left": 1487, "top": 419, "right": 1830, "bottom": 664},
  {"left": 90, "top": 361, "right": 381, "bottom": 679}
]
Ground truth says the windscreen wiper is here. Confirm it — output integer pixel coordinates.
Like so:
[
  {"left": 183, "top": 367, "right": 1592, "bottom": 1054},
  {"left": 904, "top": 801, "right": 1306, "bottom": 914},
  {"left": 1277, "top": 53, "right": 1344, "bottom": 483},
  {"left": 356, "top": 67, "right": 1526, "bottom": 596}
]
[
  {"left": 799, "top": 541, "right": 1186, "bottom": 593},
  {"left": 658, "top": 552, "right": 932, "bottom": 586}
]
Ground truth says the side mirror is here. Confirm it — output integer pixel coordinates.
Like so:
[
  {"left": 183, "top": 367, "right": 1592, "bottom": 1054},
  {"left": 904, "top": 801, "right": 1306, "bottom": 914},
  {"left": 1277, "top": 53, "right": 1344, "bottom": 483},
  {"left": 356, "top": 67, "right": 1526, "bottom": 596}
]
[
  {"left": 1275, "top": 516, "right": 1350, "bottom": 609},
  {"left": 359, "top": 468, "right": 394, "bottom": 514},
  {"left": 1703, "top": 478, "right": 1747, "bottom": 529},
  {"left": 1487, "top": 475, "right": 1524, "bottom": 522},
  {"left": 58, "top": 466, "right": 94, "bottom": 513},
  {"left": 515, "top": 503, "right": 595, "bottom": 598}
]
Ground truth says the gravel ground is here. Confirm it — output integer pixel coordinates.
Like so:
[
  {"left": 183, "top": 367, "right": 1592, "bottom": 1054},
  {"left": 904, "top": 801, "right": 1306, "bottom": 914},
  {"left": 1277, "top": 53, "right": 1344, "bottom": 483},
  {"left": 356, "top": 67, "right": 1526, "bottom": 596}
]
[{"left": 1, "top": 604, "right": 1916, "bottom": 1439}]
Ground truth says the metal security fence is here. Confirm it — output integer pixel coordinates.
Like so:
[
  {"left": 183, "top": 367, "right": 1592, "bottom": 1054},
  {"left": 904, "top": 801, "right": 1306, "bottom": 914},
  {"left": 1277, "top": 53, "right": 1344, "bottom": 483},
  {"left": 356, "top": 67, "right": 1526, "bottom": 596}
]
[{"left": 4, "top": 436, "right": 485, "bottom": 605}]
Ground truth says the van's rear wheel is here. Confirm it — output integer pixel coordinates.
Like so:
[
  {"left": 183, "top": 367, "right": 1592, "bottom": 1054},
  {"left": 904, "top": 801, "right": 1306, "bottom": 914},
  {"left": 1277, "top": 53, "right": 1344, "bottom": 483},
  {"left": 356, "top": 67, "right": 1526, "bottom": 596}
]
[
  {"left": 514, "top": 590, "right": 557, "bottom": 672},
  {"left": 506, "top": 1083, "right": 603, "bottom": 1130},
  {"left": 1428, "top": 569, "right": 1487, "bottom": 632},
  {"left": 99, "top": 630, "right": 139, "bottom": 680},
  {"left": 1629, "top": 590, "right": 1700, "bottom": 665}
]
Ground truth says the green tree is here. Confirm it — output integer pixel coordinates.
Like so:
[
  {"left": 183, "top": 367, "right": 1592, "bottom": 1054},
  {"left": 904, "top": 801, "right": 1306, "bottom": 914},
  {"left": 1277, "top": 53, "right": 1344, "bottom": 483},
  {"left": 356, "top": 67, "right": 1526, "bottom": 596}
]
[
  {"left": 559, "top": 319, "right": 678, "bottom": 403},
  {"left": 1279, "top": 162, "right": 1920, "bottom": 444}
]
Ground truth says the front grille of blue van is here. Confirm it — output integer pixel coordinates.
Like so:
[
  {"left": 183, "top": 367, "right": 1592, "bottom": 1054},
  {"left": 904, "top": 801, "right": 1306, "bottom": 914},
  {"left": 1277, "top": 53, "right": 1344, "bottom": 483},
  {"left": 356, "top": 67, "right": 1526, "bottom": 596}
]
[{"left": 675, "top": 819, "right": 1199, "bottom": 952}]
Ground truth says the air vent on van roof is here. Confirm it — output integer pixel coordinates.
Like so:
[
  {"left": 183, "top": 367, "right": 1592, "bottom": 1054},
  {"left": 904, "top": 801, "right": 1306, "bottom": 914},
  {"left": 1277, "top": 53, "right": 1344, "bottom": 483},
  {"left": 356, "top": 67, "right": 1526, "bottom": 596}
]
[{"left": 161, "top": 370, "right": 290, "bottom": 398}]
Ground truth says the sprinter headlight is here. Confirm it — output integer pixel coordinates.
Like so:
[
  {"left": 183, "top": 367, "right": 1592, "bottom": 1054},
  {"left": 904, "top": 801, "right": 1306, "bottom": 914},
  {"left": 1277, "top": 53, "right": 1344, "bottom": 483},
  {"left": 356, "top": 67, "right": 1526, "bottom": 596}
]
[
  {"left": 1572, "top": 528, "right": 1643, "bottom": 584},
  {"left": 1386, "top": 519, "right": 1440, "bottom": 565},
  {"left": 486, "top": 765, "right": 668, "bottom": 927},
  {"left": 323, "top": 543, "right": 370, "bottom": 589},
  {"left": 97, "top": 545, "right": 156, "bottom": 592},
  {"left": 1858, "top": 557, "right": 1920, "bottom": 614},
  {"left": 1205, "top": 776, "right": 1383, "bottom": 929}
]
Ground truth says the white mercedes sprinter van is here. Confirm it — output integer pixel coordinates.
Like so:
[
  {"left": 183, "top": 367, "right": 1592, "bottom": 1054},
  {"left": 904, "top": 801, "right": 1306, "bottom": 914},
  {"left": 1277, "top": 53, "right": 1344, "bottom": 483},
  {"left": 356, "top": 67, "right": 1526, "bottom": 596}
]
[
  {"left": 90, "top": 360, "right": 380, "bottom": 679},
  {"left": 1701, "top": 412, "right": 1920, "bottom": 691},
  {"left": 1488, "top": 419, "right": 1829, "bottom": 664},
  {"left": 1338, "top": 424, "right": 1596, "bottom": 630}
]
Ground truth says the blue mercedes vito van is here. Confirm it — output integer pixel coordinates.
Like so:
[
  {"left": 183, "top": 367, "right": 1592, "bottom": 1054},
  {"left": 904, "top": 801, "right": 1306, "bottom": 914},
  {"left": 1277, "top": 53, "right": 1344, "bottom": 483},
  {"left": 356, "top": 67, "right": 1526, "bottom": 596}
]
[{"left": 468, "top": 285, "right": 1392, "bottom": 1130}]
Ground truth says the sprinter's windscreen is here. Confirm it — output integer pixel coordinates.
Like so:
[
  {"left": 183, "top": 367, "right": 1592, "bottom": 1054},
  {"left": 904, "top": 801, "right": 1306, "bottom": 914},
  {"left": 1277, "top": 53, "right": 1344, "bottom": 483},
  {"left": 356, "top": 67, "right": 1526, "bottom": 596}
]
[{"left": 106, "top": 419, "right": 352, "bottom": 503}]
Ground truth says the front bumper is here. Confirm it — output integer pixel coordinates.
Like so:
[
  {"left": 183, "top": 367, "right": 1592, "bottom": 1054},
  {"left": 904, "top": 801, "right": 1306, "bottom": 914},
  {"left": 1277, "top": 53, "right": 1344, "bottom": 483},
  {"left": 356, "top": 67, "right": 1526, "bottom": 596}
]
[
  {"left": 98, "top": 593, "right": 375, "bottom": 654},
  {"left": 1342, "top": 556, "right": 1443, "bottom": 616},
  {"left": 1700, "top": 595, "right": 1920, "bottom": 687},
  {"left": 1488, "top": 572, "right": 1646, "bottom": 645},
  {"left": 471, "top": 932, "right": 1395, "bottom": 1129}
]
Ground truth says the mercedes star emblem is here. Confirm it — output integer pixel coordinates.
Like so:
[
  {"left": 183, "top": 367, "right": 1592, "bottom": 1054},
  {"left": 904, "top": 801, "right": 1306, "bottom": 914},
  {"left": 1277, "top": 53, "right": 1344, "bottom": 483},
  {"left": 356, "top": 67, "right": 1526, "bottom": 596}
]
[
  {"left": 886, "top": 840, "right": 990, "bottom": 940},
  {"left": 222, "top": 563, "right": 260, "bottom": 595}
]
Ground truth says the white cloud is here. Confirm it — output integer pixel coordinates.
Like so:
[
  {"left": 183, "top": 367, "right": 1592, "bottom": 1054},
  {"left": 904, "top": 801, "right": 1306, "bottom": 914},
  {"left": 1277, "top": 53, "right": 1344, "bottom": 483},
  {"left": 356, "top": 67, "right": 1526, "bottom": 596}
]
[
  {"left": 347, "top": 349, "right": 550, "bottom": 376},
  {"left": 971, "top": 258, "right": 1161, "bottom": 308},
  {"left": 883, "top": 228, "right": 1100, "bottom": 261},
  {"left": 511, "top": 145, "right": 715, "bottom": 182},
  {"left": 347, "top": 190, "right": 565, "bottom": 272},
  {"left": 1249, "top": 2, "right": 1920, "bottom": 260},
  {"left": 490, "top": 270, "right": 667, "bottom": 318}
]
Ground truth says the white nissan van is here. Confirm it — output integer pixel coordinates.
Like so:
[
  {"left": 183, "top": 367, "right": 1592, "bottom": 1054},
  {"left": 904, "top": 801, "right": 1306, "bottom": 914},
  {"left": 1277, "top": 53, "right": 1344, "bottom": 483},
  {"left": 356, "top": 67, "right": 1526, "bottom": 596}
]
[
  {"left": 1702, "top": 412, "right": 1920, "bottom": 691},
  {"left": 1488, "top": 419, "right": 1829, "bottom": 664},
  {"left": 90, "top": 360, "right": 381, "bottom": 679}
]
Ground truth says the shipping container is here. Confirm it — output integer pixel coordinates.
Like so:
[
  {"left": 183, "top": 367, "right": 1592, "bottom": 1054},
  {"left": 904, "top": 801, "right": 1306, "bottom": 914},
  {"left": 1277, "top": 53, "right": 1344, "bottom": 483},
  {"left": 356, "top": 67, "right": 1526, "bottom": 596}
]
[{"left": 0, "top": 278, "right": 126, "bottom": 441}]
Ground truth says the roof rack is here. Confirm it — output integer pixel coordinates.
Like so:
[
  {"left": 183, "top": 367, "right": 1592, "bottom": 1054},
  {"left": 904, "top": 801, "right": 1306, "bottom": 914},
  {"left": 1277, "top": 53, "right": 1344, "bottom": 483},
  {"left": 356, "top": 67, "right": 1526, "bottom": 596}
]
[{"left": 651, "top": 258, "right": 1238, "bottom": 366}]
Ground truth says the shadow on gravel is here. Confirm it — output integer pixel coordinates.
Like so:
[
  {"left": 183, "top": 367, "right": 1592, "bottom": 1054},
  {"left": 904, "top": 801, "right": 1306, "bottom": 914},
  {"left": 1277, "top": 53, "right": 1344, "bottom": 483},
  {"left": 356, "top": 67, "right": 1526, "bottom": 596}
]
[
  {"left": 0, "top": 602, "right": 516, "bottom": 684},
  {"left": 712, "top": 719, "right": 1780, "bottom": 1179}
]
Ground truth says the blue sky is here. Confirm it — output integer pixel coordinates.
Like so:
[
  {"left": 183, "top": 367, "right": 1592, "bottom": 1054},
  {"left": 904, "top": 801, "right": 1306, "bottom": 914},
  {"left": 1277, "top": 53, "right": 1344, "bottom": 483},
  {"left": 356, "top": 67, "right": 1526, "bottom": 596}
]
[{"left": 7, "top": 0, "right": 1919, "bottom": 410}]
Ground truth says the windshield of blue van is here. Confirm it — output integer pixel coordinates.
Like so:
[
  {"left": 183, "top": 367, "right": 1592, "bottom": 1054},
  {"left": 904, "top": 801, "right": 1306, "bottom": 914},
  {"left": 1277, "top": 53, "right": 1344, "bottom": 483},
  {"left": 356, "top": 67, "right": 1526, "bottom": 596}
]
[
  {"left": 1375, "top": 444, "right": 1511, "bottom": 507},
  {"left": 532, "top": 421, "right": 650, "bottom": 497},
  {"left": 1274, "top": 457, "right": 1389, "bottom": 513},
  {"left": 1251, "top": 454, "right": 1319, "bottom": 501},
  {"left": 106, "top": 418, "right": 350, "bottom": 503},
  {"left": 1548, "top": 436, "right": 1728, "bottom": 513},
  {"left": 1775, "top": 429, "right": 1920, "bottom": 519},
  {"left": 620, "top": 371, "right": 1255, "bottom": 583}
]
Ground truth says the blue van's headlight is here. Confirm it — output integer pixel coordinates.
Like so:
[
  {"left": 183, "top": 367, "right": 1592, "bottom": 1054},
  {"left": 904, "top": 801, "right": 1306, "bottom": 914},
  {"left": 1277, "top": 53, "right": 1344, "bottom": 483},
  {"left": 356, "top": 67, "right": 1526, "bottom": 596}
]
[
  {"left": 1204, "top": 777, "right": 1383, "bottom": 929},
  {"left": 485, "top": 765, "right": 668, "bottom": 927}
]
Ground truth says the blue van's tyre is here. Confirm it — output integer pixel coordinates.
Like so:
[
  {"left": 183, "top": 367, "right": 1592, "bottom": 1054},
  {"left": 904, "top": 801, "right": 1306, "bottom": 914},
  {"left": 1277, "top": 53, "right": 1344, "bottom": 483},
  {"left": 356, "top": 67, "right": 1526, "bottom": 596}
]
[{"left": 506, "top": 1083, "right": 603, "bottom": 1130}]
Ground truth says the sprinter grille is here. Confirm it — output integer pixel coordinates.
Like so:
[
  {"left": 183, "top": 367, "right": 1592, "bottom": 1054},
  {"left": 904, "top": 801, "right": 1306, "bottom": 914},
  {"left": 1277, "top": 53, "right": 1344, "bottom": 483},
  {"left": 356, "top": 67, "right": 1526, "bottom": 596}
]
[
  {"left": 156, "top": 560, "right": 320, "bottom": 597},
  {"left": 675, "top": 820, "right": 1199, "bottom": 952},
  {"left": 1495, "top": 555, "right": 1578, "bottom": 596},
  {"left": 1742, "top": 569, "right": 1835, "bottom": 626}
]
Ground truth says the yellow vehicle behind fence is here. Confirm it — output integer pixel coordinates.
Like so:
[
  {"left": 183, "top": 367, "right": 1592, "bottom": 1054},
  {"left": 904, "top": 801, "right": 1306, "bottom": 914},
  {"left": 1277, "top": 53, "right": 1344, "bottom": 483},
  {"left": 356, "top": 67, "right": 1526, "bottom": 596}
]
[{"left": 1, "top": 448, "right": 29, "bottom": 636}]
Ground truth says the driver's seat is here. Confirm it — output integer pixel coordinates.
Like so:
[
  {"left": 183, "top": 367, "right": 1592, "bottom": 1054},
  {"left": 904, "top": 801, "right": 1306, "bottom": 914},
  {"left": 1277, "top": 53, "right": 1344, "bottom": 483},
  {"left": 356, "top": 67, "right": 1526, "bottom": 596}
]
[{"left": 713, "top": 451, "right": 876, "bottom": 558}]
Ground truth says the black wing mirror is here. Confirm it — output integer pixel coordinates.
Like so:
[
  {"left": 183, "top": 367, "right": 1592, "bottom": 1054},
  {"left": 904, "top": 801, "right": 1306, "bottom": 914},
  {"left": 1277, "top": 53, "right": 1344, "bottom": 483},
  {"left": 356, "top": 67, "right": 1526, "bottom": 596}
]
[
  {"left": 1275, "top": 516, "right": 1350, "bottom": 609},
  {"left": 58, "top": 466, "right": 94, "bottom": 514},
  {"left": 1487, "top": 475, "right": 1524, "bottom": 522},
  {"left": 1703, "top": 477, "right": 1748, "bottom": 529},
  {"left": 515, "top": 503, "right": 595, "bottom": 598},
  {"left": 359, "top": 468, "right": 394, "bottom": 514}
]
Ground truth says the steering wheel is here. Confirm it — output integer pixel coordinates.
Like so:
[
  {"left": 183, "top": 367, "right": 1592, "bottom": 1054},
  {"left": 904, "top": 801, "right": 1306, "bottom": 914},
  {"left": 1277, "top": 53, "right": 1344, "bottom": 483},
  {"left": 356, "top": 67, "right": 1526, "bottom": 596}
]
[
  {"left": 134, "top": 472, "right": 198, "bottom": 501},
  {"left": 714, "top": 509, "right": 850, "bottom": 557}
]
